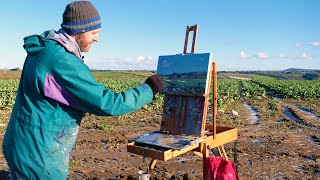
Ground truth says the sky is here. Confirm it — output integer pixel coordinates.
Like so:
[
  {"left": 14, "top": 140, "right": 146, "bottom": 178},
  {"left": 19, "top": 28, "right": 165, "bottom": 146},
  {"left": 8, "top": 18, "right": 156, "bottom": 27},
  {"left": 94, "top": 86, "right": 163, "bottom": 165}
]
[
  {"left": 0, "top": 0, "right": 319, "bottom": 71},
  {"left": 157, "top": 53, "right": 211, "bottom": 75}
]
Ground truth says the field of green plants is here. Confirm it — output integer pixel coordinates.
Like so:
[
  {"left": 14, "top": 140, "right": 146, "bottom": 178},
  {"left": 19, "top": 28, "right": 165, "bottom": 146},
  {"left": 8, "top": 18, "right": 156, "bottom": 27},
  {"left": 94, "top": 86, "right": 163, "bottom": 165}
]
[{"left": 1, "top": 71, "right": 319, "bottom": 112}]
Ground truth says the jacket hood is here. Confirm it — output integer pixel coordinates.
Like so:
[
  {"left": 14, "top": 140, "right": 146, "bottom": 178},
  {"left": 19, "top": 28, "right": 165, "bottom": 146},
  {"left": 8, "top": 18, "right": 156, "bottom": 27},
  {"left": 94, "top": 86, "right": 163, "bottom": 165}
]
[
  {"left": 23, "top": 29, "right": 82, "bottom": 59},
  {"left": 23, "top": 35, "right": 48, "bottom": 56}
]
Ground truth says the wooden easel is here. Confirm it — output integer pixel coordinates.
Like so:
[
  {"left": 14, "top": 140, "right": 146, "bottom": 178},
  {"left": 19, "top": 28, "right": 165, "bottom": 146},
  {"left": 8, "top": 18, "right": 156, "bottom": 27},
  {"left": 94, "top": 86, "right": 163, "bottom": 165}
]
[{"left": 127, "top": 25, "right": 238, "bottom": 179}]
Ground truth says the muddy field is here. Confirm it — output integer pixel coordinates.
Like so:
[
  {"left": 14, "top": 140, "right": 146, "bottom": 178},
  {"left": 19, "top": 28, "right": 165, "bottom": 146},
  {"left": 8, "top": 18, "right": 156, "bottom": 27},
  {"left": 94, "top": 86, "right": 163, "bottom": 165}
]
[{"left": 0, "top": 95, "right": 319, "bottom": 179}]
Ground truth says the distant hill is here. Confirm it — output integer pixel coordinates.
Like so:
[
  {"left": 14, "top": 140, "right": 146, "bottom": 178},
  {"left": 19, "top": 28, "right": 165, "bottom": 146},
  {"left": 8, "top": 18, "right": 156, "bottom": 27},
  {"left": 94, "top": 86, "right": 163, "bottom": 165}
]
[
  {"left": 164, "top": 72, "right": 207, "bottom": 79},
  {"left": 261, "top": 68, "right": 320, "bottom": 80},
  {"left": 282, "top": 68, "right": 320, "bottom": 74},
  {"left": 219, "top": 68, "right": 320, "bottom": 80}
]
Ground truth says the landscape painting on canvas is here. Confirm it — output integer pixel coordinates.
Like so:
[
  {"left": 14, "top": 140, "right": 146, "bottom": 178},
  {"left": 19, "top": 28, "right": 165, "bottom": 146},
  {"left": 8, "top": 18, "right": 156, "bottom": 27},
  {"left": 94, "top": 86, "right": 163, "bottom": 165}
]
[{"left": 157, "top": 53, "right": 212, "bottom": 95}]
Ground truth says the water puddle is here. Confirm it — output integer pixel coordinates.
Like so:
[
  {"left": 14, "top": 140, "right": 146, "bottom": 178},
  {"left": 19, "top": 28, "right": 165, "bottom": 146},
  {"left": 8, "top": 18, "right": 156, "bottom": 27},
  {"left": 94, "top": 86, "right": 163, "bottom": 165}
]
[
  {"left": 243, "top": 103, "right": 260, "bottom": 124},
  {"left": 284, "top": 107, "right": 320, "bottom": 130},
  {"left": 252, "top": 139, "right": 266, "bottom": 147},
  {"left": 275, "top": 118, "right": 287, "bottom": 123}
]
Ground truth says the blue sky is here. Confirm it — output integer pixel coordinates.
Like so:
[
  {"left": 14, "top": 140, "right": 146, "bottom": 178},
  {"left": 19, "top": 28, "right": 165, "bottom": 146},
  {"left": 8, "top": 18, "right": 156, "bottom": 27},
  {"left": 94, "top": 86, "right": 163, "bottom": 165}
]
[
  {"left": 157, "top": 53, "right": 211, "bottom": 75},
  {"left": 0, "top": 0, "right": 319, "bottom": 71}
]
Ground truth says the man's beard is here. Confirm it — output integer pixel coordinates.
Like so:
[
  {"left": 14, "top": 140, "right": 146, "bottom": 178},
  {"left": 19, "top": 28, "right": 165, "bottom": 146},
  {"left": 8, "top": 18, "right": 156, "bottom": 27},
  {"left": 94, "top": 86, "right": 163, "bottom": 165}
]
[{"left": 75, "top": 35, "right": 91, "bottom": 52}]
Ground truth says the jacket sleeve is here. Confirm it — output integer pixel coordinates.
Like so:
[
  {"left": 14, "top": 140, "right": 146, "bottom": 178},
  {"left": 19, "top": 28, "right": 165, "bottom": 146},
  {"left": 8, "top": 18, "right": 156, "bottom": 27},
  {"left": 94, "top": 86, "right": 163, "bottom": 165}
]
[{"left": 43, "top": 53, "right": 154, "bottom": 116}]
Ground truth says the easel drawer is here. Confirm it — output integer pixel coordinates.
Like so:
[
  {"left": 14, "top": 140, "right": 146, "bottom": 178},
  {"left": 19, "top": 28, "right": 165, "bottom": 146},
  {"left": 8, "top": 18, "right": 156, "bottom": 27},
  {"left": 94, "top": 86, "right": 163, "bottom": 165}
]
[{"left": 127, "top": 142, "right": 200, "bottom": 161}]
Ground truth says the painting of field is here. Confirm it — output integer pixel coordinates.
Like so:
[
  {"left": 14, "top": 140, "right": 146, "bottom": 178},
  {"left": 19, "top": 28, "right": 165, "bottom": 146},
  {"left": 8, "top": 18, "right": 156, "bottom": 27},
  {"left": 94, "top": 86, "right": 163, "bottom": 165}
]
[{"left": 157, "top": 53, "right": 212, "bottom": 95}]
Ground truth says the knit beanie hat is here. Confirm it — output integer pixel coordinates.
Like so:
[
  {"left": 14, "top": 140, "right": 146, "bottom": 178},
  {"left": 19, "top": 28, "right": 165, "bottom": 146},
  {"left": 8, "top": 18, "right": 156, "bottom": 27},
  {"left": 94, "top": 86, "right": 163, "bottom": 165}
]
[{"left": 61, "top": 1, "right": 101, "bottom": 35}]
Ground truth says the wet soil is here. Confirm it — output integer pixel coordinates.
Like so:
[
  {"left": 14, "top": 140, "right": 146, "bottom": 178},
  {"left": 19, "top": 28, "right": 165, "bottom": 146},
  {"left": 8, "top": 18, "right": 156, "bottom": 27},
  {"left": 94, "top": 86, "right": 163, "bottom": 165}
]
[{"left": 0, "top": 98, "right": 319, "bottom": 179}]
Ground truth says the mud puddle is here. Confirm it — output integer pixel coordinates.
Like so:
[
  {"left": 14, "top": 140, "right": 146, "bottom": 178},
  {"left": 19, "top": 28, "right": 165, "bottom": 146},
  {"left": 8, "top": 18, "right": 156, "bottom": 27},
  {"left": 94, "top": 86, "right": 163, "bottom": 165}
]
[{"left": 243, "top": 103, "right": 260, "bottom": 124}]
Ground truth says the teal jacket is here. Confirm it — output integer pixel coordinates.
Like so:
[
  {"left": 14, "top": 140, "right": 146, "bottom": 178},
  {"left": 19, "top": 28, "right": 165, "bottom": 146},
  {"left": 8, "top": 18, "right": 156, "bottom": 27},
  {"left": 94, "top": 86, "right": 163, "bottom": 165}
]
[{"left": 2, "top": 29, "right": 153, "bottom": 179}]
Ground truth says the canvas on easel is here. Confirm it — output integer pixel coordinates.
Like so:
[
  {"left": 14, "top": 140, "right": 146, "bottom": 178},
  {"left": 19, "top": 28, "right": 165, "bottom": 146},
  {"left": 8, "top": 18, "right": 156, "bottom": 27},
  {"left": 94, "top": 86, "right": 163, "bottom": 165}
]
[
  {"left": 157, "top": 53, "right": 212, "bottom": 95},
  {"left": 158, "top": 53, "right": 212, "bottom": 136}
]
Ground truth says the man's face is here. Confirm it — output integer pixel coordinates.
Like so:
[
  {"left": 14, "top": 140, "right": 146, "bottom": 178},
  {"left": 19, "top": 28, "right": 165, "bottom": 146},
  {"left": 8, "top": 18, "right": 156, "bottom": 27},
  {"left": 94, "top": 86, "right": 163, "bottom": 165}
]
[{"left": 74, "top": 28, "right": 100, "bottom": 52}]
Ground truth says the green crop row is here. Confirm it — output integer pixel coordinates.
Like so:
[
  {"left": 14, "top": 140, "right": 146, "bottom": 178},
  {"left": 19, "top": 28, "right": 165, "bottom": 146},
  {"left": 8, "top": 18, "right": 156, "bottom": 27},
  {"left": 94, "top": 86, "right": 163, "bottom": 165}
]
[
  {"left": 0, "top": 79, "right": 19, "bottom": 109},
  {"left": 215, "top": 79, "right": 241, "bottom": 112},
  {"left": 241, "top": 80, "right": 266, "bottom": 98},
  {"left": 253, "top": 76, "right": 320, "bottom": 99}
]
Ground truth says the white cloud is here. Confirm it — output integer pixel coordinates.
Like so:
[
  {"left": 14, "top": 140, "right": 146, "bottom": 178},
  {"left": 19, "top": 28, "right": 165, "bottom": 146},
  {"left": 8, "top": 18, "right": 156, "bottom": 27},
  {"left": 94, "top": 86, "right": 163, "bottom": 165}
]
[
  {"left": 301, "top": 52, "right": 313, "bottom": 59},
  {"left": 238, "top": 50, "right": 316, "bottom": 61},
  {"left": 86, "top": 56, "right": 158, "bottom": 70},
  {"left": 278, "top": 53, "right": 296, "bottom": 59},
  {"left": 295, "top": 42, "right": 301, "bottom": 48},
  {"left": 255, "top": 52, "right": 269, "bottom": 59},
  {"left": 278, "top": 52, "right": 314, "bottom": 60},
  {"left": 136, "top": 55, "right": 145, "bottom": 62},
  {"left": 240, "top": 51, "right": 251, "bottom": 59},
  {"left": 311, "top": 41, "right": 320, "bottom": 47},
  {"left": 279, "top": 53, "right": 286, "bottom": 58}
]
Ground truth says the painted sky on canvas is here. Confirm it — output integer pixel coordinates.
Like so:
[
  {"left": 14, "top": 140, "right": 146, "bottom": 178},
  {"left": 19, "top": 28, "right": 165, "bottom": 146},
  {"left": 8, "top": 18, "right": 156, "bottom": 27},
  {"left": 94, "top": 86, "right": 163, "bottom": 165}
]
[
  {"left": 0, "top": 0, "right": 319, "bottom": 71},
  {"left": 157, "top": 53, "right": 211, "bottom": 75}
]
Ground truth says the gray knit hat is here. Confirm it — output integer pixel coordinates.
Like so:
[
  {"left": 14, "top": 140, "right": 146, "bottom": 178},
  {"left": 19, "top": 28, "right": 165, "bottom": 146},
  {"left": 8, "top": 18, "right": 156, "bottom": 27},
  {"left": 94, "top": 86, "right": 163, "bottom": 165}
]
[{"left": 61, "top": 1, "right": 101, "bottom": 35}]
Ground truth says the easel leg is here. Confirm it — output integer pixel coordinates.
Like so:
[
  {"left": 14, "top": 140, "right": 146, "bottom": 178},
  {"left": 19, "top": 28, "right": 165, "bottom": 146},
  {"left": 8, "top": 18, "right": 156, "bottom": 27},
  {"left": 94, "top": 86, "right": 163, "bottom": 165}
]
[
  {"left": 217, "top": 146, "right": 222, "bottom": 157},
  {"left": 217, "top": 145, "right": 228, "bottom": 160},
  {"left": 221, "top": 145, "right": 228, "bottom": 160},
  {"left": 148, "top": 159, "right": 157, "bottom": 174},
  {"left": 202, "top": 143, "right": 209, "bottom": 180}
]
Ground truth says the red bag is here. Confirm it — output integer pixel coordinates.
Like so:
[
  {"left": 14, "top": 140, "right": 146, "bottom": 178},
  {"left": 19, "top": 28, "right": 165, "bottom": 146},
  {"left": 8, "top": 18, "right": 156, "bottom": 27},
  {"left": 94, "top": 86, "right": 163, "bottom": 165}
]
[{"left": 205, "top": 156, "right": 239, "bottom": 180}]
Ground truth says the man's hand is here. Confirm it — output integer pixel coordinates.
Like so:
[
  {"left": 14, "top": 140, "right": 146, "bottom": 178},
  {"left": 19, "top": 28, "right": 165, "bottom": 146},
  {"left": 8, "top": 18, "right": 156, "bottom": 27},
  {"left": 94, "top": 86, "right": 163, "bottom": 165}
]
[{"left": 145, "top": 74, "right": 164, "bottom": 97}]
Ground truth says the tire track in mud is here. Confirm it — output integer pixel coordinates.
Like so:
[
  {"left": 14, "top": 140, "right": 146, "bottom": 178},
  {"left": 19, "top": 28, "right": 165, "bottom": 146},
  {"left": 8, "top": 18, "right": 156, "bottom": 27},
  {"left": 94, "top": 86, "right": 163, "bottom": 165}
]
[
  {"left": 293, "top": 105, "right": 319, "bottom": 120},
  {"left": 258, "top": 87, "right": 320, "bottom": 130},
  {"left": 248, "top": 81, "right": 319, "bottom": 130},
  {"left": 271, "top": 96, "right": 320, "bottom": 130},
  {"left": 283, "top": 106, "right": 320, "bottom": 130}
]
